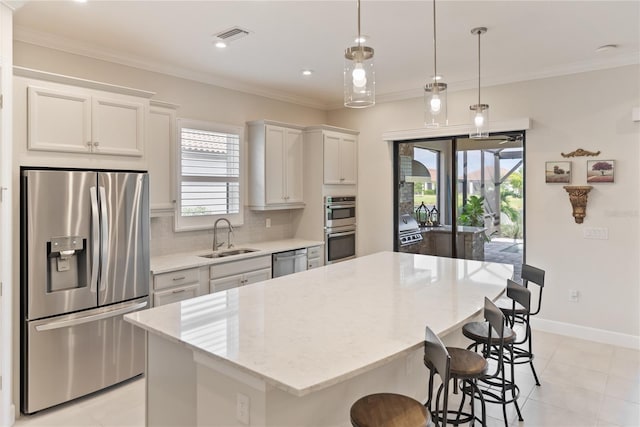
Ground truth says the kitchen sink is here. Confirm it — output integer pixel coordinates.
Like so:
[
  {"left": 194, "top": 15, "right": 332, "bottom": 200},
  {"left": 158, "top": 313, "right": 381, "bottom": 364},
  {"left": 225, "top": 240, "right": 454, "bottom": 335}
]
[{"left": 200, "top": 248, "right": 258, "bottom": 258}]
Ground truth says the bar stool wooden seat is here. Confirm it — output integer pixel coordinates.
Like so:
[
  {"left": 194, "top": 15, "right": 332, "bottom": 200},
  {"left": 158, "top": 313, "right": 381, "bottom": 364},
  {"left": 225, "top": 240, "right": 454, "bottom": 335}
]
[
  {"left": 461, "top": 297, "right": 523, "bottom": 427},
  {"left": 350, "top": 393, "right": 431, "bottom": 427},
  {"left": 424, "top": 326, "right": 488, "bottom": 426}
]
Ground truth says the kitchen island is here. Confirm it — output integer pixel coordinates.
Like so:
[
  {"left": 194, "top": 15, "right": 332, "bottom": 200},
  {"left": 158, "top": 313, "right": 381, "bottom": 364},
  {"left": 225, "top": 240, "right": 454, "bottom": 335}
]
[{"left": 125, "top": 251, "right": 512, "bottom": 426}]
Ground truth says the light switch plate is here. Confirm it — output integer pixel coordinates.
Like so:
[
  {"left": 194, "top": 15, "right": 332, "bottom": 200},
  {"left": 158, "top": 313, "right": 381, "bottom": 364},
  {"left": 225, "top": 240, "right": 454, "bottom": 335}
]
[{"left": 583, "top": 227, "right": 608, "bottom": 240}]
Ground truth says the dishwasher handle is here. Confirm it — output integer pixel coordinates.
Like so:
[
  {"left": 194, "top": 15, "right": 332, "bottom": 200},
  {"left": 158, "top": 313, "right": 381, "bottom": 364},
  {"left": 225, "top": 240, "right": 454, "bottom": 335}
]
[
  {"left": 274, "top": 253, "right": 307, "bottom": 262},
  {"left": 273, "top": 248, "right": 307, "bottom": 262}
]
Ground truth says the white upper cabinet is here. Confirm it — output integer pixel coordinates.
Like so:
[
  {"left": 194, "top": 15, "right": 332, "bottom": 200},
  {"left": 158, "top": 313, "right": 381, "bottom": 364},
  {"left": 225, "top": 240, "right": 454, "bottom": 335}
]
[
  {"left": 248, "top": 120, "right": 305, "bottom": 210},
  {"left": 323, "top": 131, "right": 357, "bottom": 185},
  {"left": 27, "top": 82, "right": 147, "bottom": 157},
  {"left": 148, "top": 101, "right": 179, "bottom": 216}
]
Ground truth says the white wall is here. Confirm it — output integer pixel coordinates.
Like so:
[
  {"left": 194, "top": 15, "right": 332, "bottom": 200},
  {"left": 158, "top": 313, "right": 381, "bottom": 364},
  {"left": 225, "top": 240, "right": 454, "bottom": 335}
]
[{"left": 327, "top": 65, "right": 640, "bottom": 344}]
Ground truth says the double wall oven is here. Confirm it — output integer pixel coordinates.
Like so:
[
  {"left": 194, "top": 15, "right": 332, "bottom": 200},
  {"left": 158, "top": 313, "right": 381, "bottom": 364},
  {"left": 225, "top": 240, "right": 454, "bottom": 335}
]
[{"left": 324, "top": 196, "right": 356, "bottom": 264}]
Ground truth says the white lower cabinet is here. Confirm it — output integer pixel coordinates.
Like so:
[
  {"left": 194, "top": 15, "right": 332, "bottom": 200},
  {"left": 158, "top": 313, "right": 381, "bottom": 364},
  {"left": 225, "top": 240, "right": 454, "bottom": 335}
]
[
  {"left": 152, "top": 267, "right": 205, "bottom": 307},
  {"left": 153, "top": 283, "right": 199, "bottom": 306},
  {"left": 307, "top": 245, "right": 324, "bottom": 269},
  {"left": 209, "top": 255, "right": 272, "bottom": 293}
]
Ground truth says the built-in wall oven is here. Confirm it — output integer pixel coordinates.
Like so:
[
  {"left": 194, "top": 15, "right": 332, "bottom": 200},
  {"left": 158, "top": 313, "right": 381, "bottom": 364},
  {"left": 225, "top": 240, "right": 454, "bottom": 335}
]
[{"left": 324, "top": 196, "right": 356, "bottom": 264}]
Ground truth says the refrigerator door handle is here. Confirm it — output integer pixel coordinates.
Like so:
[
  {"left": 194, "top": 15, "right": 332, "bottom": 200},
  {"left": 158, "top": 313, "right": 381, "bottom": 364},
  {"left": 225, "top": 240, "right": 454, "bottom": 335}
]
[
  {"left": 98, "top": 186, "right": 109, "bottom": 292},
  {"left": 34, "top": 301, "right": 148, "bottom": 332},
  {"left": 90, "top": 186, "right": 100, "bottom": 293}
]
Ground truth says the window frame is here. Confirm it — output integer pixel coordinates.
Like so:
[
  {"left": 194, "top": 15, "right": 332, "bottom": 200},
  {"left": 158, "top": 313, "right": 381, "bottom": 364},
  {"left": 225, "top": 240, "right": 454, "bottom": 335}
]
[{"left": 174, "top": 118, "right": 244, "bottom": 232}]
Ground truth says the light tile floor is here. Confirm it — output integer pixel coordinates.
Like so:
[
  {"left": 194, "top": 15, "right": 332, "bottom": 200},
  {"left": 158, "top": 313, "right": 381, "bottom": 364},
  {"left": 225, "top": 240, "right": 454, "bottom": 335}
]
[{"left": 14, "top": 331, "right": 640, "bottom": 427}]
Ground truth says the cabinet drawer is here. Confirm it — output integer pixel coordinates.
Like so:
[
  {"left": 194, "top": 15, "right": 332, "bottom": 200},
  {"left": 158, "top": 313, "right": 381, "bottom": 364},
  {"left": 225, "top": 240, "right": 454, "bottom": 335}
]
[
  {"left": 210, "top": 255, "right": 271, "bottom": 279},
  {"left": 153, "top": 283, "right": 199, "bottom": 307},
  {"left": 307, "top": 245, "right": 323, "bottom": 259},
  {"left": 308, "top": 257, "right": 324, "bottom": 270},
  {"left": 153, "top": 268, "right": 200, "bottom": 291}
]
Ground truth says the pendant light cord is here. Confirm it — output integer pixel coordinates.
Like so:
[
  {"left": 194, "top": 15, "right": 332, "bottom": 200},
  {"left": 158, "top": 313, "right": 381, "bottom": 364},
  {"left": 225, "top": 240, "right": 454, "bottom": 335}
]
[
  {"left": 477, "top": 30, "right": 481, "bottom": 105},
  {"left": 357, "top": 0, "right": 362, "bottom": 48},
  {"left": 432, "top": 0, "right": 437, "bottom": 84}
]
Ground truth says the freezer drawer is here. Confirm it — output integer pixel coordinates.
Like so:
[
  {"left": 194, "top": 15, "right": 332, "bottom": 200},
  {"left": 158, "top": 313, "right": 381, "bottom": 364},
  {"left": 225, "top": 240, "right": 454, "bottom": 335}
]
[{"left": 22, "top": 297, "right": 148, "bottom": 414}]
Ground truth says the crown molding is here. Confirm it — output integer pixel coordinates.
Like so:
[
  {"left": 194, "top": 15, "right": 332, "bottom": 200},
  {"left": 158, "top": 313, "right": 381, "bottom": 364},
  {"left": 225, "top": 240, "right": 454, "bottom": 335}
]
[
  {"left": 14, "top": 66, "right": 156, "bottom": 98},
  {"left": 15, "top": 26, "right": 638, "bottom": 112}
]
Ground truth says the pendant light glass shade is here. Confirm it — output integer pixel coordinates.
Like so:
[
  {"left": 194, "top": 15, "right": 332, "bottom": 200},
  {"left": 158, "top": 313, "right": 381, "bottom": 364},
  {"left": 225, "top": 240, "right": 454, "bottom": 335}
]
[
  {"left": 424, "top": 0, "right": 447, "bottom": 127},
  {"left": 344, "top": 0, "right": 375, "bottom": 108},
  {"left": 425, "top": 80, "right": 447, "bottom": 127},
  {"left": 469, "top": 27, "right": 488, "bottom": 139}
]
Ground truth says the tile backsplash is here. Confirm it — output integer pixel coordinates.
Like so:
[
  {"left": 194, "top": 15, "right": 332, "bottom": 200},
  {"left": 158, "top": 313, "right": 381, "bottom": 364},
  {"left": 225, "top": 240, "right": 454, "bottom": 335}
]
[{"left": 151, "top": 209, "right": 297, "bottom": 257}]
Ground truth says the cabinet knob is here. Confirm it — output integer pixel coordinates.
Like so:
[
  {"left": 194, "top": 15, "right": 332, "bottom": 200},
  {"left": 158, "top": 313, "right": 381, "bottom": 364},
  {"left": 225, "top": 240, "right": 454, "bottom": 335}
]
[
  {"left": 86, "top": 141, "right": 92, "bottom": 147},
  {"left": 93, "top": 141, "right": 100, "bottom": 146}
]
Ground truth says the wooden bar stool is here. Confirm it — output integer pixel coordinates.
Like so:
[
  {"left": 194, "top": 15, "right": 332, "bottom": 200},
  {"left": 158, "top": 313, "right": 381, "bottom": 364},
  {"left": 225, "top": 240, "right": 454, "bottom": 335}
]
[
  {"left": 461, "top": 297, "right": 523, "bottom": 427},
  {"left": 424, "top": 326, "right": 488, "bottom": 426},
  {"left": 350, "top": 393, "right": 431, "bottom": 427}
]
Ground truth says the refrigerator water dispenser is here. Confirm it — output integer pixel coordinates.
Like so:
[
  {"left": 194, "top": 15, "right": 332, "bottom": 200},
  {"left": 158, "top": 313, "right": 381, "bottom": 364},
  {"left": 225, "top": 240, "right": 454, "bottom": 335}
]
[{"left": 47, "top": 236, "right": 87, "bottom": 292}]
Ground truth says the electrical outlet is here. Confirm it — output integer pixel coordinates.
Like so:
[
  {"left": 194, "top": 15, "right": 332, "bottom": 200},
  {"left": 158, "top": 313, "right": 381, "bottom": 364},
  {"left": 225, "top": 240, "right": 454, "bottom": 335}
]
[
  {"left": 569, "top": 289, "right": 579, "bottom": 302},
  {"left": 265, "top": 218, "right": 271, "bottom": 228},
  {"left": 236, "top": 393, "right": 250, "bottom": 425}
]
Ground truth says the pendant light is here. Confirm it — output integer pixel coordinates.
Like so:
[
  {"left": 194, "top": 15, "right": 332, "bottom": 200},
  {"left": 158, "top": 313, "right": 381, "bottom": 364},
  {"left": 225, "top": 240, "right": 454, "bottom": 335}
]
[
  {"left": 424, "top": 0, "right": 447, "bottom": 127},
  {"left": 344, "top": 0, "right": 375, "bottom": 108},
  {"left": 469, "top": 27, "right": 489, "bottom": 139}
]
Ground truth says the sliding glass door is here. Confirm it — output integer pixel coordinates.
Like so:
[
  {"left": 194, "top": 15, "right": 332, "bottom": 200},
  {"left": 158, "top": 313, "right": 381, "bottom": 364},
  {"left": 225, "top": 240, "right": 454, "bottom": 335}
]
[{"left": 394, "top": 132, "right": 525, "bottom": 275}]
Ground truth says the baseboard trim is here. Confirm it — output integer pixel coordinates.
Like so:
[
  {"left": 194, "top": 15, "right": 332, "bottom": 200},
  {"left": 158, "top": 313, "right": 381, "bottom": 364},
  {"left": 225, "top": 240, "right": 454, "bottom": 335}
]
[{"left": 531, "top": 318, "right": 640, "bottom": 350}]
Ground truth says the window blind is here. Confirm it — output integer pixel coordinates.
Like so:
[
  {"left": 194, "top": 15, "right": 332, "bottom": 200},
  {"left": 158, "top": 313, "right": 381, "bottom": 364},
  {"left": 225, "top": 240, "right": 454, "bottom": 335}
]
[{"left": 180, "top": 127, "right": 240, "bottom": 217}]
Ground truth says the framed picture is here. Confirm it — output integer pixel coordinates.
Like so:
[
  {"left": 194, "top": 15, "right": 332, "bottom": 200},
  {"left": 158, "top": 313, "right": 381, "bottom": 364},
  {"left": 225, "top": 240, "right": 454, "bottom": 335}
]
[
  {"left": 587, "top": 160, "right": 614, "bottom": 183},
  {"left": 545, "top": 161, "right": 571, "bottom": 183}
]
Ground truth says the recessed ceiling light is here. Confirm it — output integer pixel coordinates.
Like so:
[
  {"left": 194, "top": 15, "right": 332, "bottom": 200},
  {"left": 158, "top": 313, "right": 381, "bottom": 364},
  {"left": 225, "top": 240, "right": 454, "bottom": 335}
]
[
  {"left": 301, "top": 69, "right": 313, "bottom": 76},
  {"left": 596, "top": 44, "right": 618, "bottom": 53},
  {"left": 215, "top": 40, "right": 227, "bottom": 49}
]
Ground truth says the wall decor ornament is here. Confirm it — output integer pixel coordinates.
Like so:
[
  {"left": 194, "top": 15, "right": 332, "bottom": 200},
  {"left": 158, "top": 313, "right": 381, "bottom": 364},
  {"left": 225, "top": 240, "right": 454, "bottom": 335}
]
[
  {"left": 563, "top": 185, "right": 593, "bottom": 224},
  {"left": 545, "top": 161, "right": 571, "bottom": 183},
  {"left": 561, "top": 148, "right": 601, "bottom": 158},
  {"left": 587, "top": 160, "right": 615, "bottom": 183}
]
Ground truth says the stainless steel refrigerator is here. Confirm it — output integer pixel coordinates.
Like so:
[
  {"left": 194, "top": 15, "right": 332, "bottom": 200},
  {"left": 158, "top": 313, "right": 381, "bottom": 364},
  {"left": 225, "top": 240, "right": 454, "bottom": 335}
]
[{"left": 20, "top": 168, "right": 150, "bottom": 414}]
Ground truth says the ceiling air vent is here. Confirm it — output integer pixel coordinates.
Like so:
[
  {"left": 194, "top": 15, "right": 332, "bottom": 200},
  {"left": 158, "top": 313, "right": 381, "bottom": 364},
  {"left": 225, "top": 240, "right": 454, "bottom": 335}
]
[{"left": 214, "top": 26, "right": 251, "bottom": 43}]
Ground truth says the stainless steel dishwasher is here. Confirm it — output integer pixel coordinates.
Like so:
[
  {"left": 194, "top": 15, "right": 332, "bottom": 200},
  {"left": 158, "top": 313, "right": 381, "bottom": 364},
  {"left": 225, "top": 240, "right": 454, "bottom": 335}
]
[{"left": 272, "top": 248, "right": 308, "bottom": 278}]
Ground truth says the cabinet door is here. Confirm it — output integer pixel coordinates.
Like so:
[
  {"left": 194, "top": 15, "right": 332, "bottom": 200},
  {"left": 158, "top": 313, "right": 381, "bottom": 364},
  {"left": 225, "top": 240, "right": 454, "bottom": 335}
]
[
  {"left": 339, "top": 135, "right": 358, "bottom": 184},
  {"left": 27, "top": 85, "right": 91, "bottom": 153},
  {"left": 284, "top": 128, "right": 303, "bottom": 203},
  {"left": 210, "top": 274, "right": 243, "bottom": 293},
  {"left": 323, "top": 133, "right": 342, "bottom": 184},
  {"left": 244, "top": 268, "right": 272, "bottom": 285},
  {"left": 92, "top": 95, "right": 145, "bottom": 156},
  {"left": 265, "top": 126, "right": 285, "bottom": 204},
  {"left": 153, "top": 283, "right": 199, "bottom": 307},
  {"left": 148, "top": 105, "right": 176, "bottom": 214}
]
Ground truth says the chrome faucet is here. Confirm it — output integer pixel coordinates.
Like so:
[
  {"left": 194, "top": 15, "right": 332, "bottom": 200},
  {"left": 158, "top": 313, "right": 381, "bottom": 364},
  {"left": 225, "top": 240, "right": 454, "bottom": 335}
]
[{"left": 213, "top": 218, "right": 234, "bottom": 252}]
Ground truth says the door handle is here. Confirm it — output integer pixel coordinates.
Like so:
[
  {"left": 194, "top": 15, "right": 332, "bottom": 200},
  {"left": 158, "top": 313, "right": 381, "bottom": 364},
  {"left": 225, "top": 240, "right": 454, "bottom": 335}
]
[
  {"left": 98, "top": 186, "right": 109, "bottom": 292},
  {"left": 35, "top": 301, "right": 148, "bottom": 331},
  {"left": 89, "top": 187, "right": 99, "bottom": 293}
]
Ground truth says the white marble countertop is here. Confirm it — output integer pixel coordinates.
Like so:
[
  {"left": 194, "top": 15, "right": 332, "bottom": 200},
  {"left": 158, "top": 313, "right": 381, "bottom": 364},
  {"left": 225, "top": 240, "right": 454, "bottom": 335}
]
[
  {"left": 127, "top": 251, "right": 512, "bottom": 396},
  {"left": 150, "top": 238, "right": 324, "bottom": 274}
]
